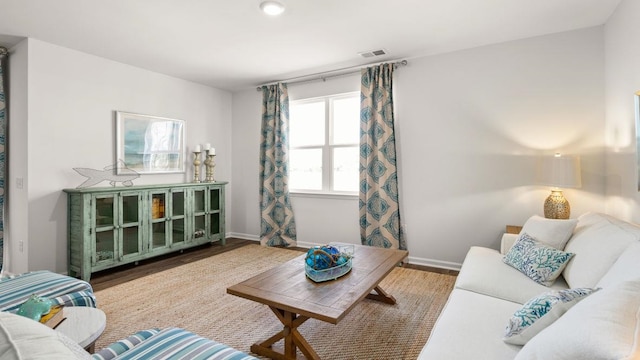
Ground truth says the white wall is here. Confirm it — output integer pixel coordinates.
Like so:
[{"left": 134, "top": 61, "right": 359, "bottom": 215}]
[
  {"left": 397, "top": 27, "right": 605, "bottom": 267},
  {"left": 6, "top": 25, "right": 610, "bottom": 273},
  {"left": 8, "top": 38, "right": 232, "bottom": 274},
  {"left": 231, "top": 27, "right": 606, "bottom": 269},
  {"left": 230, "top": 88, "right": 261, "bottom": 239},
  {"left": 604, "top": 0, "right": 640, "bottom": 221},
  {"left": 7, "top": 39, "right": 29, "bottom": 273}
]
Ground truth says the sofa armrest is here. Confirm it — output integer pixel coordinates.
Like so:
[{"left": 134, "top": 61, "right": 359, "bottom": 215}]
[
  {"left": 92, "top": 328, "right": 260, "bottom": 360},
  {"left": 92, "top": 329, "right": 160, "bottom": 360},
  {"left": 0, "top": 271, "right": 96, "bottom": 312},
  {"left": 500, "top": 233, "right": 519, "bottom": 255}
]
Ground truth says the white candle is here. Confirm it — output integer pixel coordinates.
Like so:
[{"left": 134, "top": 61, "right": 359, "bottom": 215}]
[
  {"left": 204, "top": 143, "right": 211, "bottom": 150},
  {"left": 194, "top": 145, "right": 201, "bottom": 152},
  {"left": 210, "top": 148, "right": 216, "bottom": 155}
]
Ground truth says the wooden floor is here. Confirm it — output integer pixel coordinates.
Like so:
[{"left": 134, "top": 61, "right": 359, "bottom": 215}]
[{"left": 89, "top": 238, "right": 457, "bottom": 291}]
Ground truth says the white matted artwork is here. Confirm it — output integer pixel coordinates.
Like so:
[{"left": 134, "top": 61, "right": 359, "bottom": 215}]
[{"left": 116, "top": 111, "right": 185, "bottom": 174}]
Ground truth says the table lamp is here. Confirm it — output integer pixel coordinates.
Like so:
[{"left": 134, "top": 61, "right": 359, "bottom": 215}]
[{"left": 538, "top": 153, "right": 581, "bottom": 219}]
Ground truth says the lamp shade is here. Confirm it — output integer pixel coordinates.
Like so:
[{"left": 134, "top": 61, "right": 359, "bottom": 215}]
[{"left": 537, "top": 154, "right": 582, "bottom": 188}]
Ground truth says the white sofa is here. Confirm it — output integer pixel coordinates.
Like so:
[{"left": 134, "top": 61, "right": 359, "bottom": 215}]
[{"left": 418, "top": 212, "right": 640, "bottom": 359}]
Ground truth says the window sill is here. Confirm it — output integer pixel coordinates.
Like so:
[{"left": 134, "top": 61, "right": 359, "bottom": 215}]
[{"left": 290, "top": 191, "right": 358, "bottom": 200}]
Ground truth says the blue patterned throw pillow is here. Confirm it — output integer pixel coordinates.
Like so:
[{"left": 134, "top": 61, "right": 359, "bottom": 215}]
[
  {"left": 503, "top": 233, "right": 574, "bottom": 286},
  {"left": 503, "top": 287, "right": 599, "bottom": 345}
]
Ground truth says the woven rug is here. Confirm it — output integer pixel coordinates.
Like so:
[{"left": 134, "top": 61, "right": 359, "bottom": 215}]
[{"left": 94, "top": 245, "right": 456, "bottom": 359}]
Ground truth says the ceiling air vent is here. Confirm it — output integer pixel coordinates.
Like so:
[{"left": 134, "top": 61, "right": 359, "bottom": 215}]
[{"left": 358, "top": 49, "right": 387, "bottom": 58}]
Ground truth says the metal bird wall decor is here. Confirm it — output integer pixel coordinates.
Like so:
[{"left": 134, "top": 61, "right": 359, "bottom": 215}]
[{"left": 74, "top": 160, "right": 140, "bottom": 188}]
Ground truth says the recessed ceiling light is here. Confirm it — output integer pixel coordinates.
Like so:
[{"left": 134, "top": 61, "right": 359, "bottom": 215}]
[{"left": 260, "top": 1, "right": 285, "bottom": 16}]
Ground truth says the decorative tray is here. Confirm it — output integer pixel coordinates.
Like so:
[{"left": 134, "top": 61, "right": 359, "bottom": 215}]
[{"left": 304, "top": 244, "right": 354, "bottom": 283}]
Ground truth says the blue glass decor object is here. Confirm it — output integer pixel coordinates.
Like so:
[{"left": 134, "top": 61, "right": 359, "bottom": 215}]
[
  {"left": 17, "top": 294, "right": 53, "bottom": 321},
  {"left": 305, "top": 245, "right": 340, "bottom": 270},
  {"left": 305, "top": 244, "right": 354, "bottom": 282}
]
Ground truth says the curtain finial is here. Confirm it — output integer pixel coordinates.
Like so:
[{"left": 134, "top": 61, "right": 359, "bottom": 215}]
[{"left": 0, "top": 47, "right": 7, "bottom": 58}]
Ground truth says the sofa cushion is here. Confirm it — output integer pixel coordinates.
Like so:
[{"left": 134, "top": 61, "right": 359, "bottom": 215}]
[
  {"left": 503, "top": 233, "right": 574, "bottom": 286},
  {"left": 0, "top": 311, "right": 92, "bottom": 360},
  {"left": 562, "top": 212, "right": 640, "bottom": 288},
  {"left": 519, "top": 215, "right": 577, "bottom": 249},
  {"left": 597, "top": 242, "right": 640, "bottom": 289},
  {"left": 515, "top": 278, "right": 640, "bottom": 360},
  {"left": 455, "top": 246, "right": 569, "bottom": 304},
  {"left": 503, "top": 287, "right": 599, "bottom": 345},
  {"left": 418, "top": 289, "right": 522, "bottom": 360}
]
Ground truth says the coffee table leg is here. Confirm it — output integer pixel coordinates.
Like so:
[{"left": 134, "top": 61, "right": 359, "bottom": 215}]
[
  {"left": 365, "top": 285, "right": 397, "bottom": 304},
  {"left": 250, "top": 307, "right": 319, "bottom": 360}
]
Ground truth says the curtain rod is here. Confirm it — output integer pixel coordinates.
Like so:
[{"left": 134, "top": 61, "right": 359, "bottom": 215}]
[{"left": 256, "top": 59, "right": 407, "bottom": 91}]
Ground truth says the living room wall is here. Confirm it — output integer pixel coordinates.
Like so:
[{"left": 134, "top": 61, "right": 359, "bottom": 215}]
[
  {"left": 604, "top": 0, "right": 640, "bottom": 222},
  {"left": 231, "top": 26, "right": 606, "bottom": 269},
  {"left": 6, "top": 38, "right": 233, "bottom": 274},
  {"left": 3, "top": 25, "right": 611, "bottom": 274}
]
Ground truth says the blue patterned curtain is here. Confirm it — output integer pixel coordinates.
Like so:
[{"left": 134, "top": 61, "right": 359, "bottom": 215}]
[
  {"left": 0, "top": 47, "right": 7, "bottom": 270},
  {"left": 259, "top": 83, "right": 297, "bottom": 247},
  {"left": 359, "top": 64, "right": 405, "bottom": 250}
]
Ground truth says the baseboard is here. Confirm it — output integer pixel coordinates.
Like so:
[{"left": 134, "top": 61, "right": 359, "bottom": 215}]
[
  {"left": 295, "top": 241, "right": 316, "bottom": 249},
  {"left": 226, "top": 234, "right": 462, "bottom": 271},
  {"left": 406, "top": 256, "right": 462, "bottom": 271},
  {"left": 227, "top": 232, "right": 260, "bottom": 241}
]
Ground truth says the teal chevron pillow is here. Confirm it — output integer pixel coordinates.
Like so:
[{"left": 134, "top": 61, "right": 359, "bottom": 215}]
[
  {"left": 503, "top": 233, "right": 575, "bottom": 286},
  {"left": 503, "top": 287, "right": 599, "bottom": 345}
]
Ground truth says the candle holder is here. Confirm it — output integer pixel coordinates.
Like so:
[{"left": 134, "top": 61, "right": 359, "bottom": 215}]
[
  {"left": 192, "top": 151, "right": 202, "bottom": 183},
  {"left": 205, "top": 153, "right": 216, "bottom": 182},
  {"left": 203, "top": 154, "right": 210, "bottom": 181}
]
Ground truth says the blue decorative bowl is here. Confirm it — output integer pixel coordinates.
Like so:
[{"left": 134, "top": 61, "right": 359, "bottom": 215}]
[
  {"left": 305, "top": 245, "right": 340, "bottom": 270},
  {"left": 305, "top": 244, "right": 354, "bottom": 282}
]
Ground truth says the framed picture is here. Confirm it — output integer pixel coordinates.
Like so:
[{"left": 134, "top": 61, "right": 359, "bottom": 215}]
[{"left": 115, "top": 111, "right": 186, "bottom": 174}]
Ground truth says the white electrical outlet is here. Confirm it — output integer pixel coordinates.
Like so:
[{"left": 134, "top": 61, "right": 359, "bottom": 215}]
[
  {"left": 19, "top": 241, "right": 24, "bottom": 252},
  {"left": 16, "top": 177, "right": 23, "bottom": 189}
]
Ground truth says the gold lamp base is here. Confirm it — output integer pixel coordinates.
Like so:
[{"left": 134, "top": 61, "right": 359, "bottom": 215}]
[{"left": 544, "top": 189, "right": 570, "bottom": 219}]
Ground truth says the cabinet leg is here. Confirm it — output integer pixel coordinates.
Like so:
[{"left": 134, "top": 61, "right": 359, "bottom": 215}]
[{"left": 81, "top": 265, "right": 92, "bottom": 282}]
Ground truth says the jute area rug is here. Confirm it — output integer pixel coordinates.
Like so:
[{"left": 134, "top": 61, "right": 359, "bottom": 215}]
[{"left": 94, "top": 245, "right": 456, "bottom": 359}]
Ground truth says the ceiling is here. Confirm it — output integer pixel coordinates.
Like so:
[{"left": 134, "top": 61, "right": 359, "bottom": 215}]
[{"left": 0, "top": 0, "right": 621, "bottom": 92}]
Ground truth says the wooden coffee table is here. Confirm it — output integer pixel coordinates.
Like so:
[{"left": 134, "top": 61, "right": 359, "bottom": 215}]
[{"left": 227, "top": 243, "right": 408, "bottom": 360}]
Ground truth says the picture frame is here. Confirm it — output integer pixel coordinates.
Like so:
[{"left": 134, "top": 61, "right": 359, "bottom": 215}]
[{"left": 115, "top": 111, "right": 186, "bottom": 174}]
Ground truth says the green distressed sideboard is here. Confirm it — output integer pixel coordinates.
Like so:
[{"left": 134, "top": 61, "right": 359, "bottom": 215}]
[{"left": 63, "top": 182, "right": 227, "bottom": 281}]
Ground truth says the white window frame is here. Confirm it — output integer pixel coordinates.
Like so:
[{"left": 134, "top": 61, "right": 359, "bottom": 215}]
[{"left": 289, "top": 91, "right": 359, "bottom": 198}]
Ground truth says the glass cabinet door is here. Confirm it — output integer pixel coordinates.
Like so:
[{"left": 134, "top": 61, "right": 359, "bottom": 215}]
[
  {"left": 150, "top": 191, "right": 168, "bottom": 250},
  {"left": 93, "top": 195, "right": 116, "bottom": 264},
  {"left": 169, "top": 189, "right": 186, "bottom": 245},
  {"left": 193, "top": 189, "right": 206, "bottom": 240},
  {"left": 208, "top": 187, "right": 221, "bottom": 238},
  {"left": 120, "top": 192, "right": 143, "bottom": 258}
]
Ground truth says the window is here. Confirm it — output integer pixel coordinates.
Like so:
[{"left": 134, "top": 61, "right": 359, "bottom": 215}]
[{"left": 289, "top": 92, "right": 360, "bottom": 194}]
